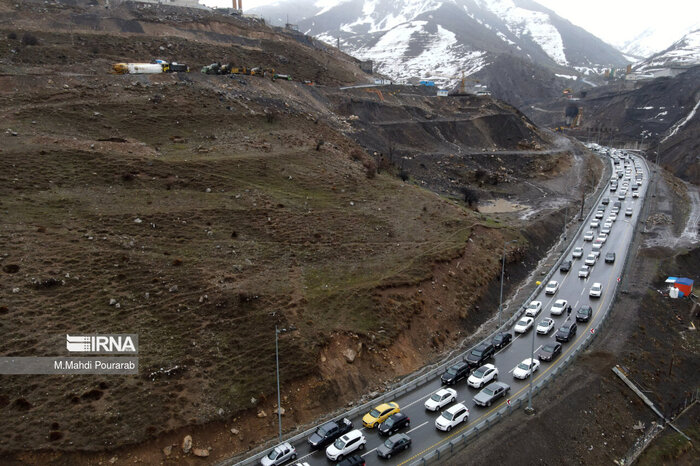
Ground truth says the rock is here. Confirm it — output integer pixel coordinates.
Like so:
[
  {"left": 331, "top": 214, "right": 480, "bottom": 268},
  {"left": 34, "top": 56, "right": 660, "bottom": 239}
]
[
  {"left": 12, "top": 287, "right": 20, "bottom": 293},
  {"left": 134, "top": 218, "right": 143, "bottom": 224},
  {"left": 182, "top": 435, "right": 192, "bottom": 453},
  {"left": 109, "top": 457, "right": 117, "bottom": 464},
  {"left": 250, "top": 397, "right": 257, "bottom": 405},
  {"left": 169, "top": 285, "right": 178, "bottom": 292},
  {"left": 343, "top": 348, "right": 357, "bottom": 363},
  {"left": 273, "top": 407, "right": 285, "bottom": 416},
  {"left": 205, "top": 188, "right": 211, "bottom": 193},
  {"left": 109, "top": 298, "right": 117, "bottom": 305},
  {"left": 218, "top": 408, "right": 224, "bottom": 416},
  {"left": 163, "top": 445, "right": 172, "bottom": 456},
  {"left": 257, "top": 410, "right": 267, "bottom": 418},
  {"left": 193, "top": 448, "right": 209, "bottom": 457},
  {"left": 230, "top": 428, "right": 240, "bottom": 435}
]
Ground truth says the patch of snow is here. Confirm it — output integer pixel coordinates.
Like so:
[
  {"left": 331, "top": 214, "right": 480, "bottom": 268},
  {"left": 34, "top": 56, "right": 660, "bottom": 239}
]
[
  {"left": 314, "top": 0, "right": 352, "bottom": 17},
  {"left": 480, "top": 0, "right": 568, "bottom": 65},
  {"left": 555, "top": 73, "right": 577, "bottom": 80},
  {"left": 497, "top": 31, "right": 515, "bottom": 46},
  {"left": 662, "top": 98, "right": 700, "bottom": 142},
  {"left": 356, "top": 21, "right": 486, "bottom": 87},
  {"left": 636, "top": 106, "right": 654, "bottom": 110}
]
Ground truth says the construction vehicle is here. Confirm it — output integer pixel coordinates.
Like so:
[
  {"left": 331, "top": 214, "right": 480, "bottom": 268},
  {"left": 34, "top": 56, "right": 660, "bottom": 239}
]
[
  {"left": 272, "top": 73, "right": 292, "bottom": 81},
  {"left": 250, "top": 67, "right": 275, "bottom": 77}
]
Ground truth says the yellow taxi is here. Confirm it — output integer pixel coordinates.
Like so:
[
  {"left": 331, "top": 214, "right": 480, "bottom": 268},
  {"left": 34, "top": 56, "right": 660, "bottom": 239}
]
[{"left": 362, "top": 402, "right": 400, "bottom": 428}]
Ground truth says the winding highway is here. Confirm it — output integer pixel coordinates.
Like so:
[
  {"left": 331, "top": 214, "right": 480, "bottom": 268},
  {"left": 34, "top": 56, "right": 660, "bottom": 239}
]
[{"left": 235, "top": 150, "right": 648, "bottom": 466}]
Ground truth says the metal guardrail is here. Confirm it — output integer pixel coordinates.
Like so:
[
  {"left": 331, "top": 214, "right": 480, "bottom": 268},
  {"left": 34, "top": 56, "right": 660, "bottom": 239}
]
[
  {"left": 227, "top": 148, "right": 617, "bottom": 466},
  {"left": 408, "top": 152, "right": 650, "bottom": 465}
]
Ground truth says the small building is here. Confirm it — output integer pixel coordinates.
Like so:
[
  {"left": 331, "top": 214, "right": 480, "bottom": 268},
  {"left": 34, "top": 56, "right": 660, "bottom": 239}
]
[
  {"left": 437, "top": 89, "right": 448, "bottom": 97},
  {"left": 666, "top": 277, "right": 694, "bottom": 297}
]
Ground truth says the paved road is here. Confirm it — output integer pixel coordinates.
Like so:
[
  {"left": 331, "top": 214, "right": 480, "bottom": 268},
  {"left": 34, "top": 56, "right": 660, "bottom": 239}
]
[{"left": 245, "top": 152, "right": 648, "bottom": 466}]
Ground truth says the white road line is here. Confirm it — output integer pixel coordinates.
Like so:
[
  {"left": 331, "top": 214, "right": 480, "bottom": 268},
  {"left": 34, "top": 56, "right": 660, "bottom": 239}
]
[
  {"left": 407, "top": 421, "right": 429, "bottom": 434},
  {"left": 535, "top": 344, "right": 543, "bottom": 353}
]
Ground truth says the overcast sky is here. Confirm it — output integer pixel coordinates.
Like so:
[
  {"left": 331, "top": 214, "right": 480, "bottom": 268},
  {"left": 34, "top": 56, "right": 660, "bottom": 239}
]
[{"left": 201, "top": 0, "right": 699, "bottom": 50}]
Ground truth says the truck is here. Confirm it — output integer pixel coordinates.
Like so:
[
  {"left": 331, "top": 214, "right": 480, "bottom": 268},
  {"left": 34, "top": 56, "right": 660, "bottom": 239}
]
[{"left": 112, "top": 62, "right": 189, "bottom": 74}]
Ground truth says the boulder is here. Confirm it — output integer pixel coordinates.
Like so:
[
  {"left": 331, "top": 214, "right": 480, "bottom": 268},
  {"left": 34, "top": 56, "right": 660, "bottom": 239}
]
[
  {"left": 182, "top": 435, "right": 192, "bottom": 453},
  {"left": 193, "top": 448, "right": 210, "bottom": 457},
  {"left": 257, "top": 410, "right": 267, "bottom": 418},
  {"left": 163, "top": 445, "right": 172, "bottom": 456},
  {"left": 343, "top": 348, "right": 356, "bottom": 363}
]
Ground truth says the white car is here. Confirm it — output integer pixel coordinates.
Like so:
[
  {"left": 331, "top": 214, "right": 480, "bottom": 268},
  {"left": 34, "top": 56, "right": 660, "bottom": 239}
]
[
  {"left": 325, "top": 430, "right": 366, "bottom": 461},
  {"left": 425, "top": 388, "right": 457, "bottom": 411},
  {"left": 261, "top": 443, "right": 297, "bottom": 466},
  {"left": 550, "top": 299, "right": 568, "bottom": 315},
  {"left": 513, "top": 358, "right": 540, "bottom": 379},
  {"left": 608, "top": 213, "right": 618, "bottom": 221},
  {"left": 592, "top": 239, "right": 603, "bottom": 250},
  {"left": 595, "top": 211, "right": 604, "bottom": 219},
  {"left": 467, "top": 364, "right": 499, "bottom": 389},
  {"left": 603, "top": 222, "right": 613, "bottom": 230},
  {"left": 544, "top": 280, "right": 559, "bottom": 295},
  {"left": 572, "top": 247, "right": 584, "bottom": 258},
  {"left": 633, "top": 191, "right": 639, "bottom": 198},
  {"left": 597, "top": 234, "right": 608, "bottom": 243},
  {"left": 536, "top": 317, "right": 555, "bottom": 335},
  {"left": 590, "top": 220, "right": 600, "bottom": 229},
  {"left": 625, "top": 207, "right": 633, "bottom": 216},
  {"left": 601, "top": 227, "right": 611, "bottom": 235},
  {"left": 435, "top": 403, "right": 469, "bottom": 432},
  {"left": 578, "top": 265, "right": 590, "bottom": 278},
  {"left": 525, "top": 301, "right": 542, "bottom": 317},
  {"left": 514, "top": 316, "right": 534, "bottom": 333},
  {"left": 583, "top": 231, "right": 594, "bottom": 241},
  {"left": 584, "top": 254, "right": 597, "bottom": 266},
  {"left": 589, "top": 282, "right": 603, "bottom": 298}
]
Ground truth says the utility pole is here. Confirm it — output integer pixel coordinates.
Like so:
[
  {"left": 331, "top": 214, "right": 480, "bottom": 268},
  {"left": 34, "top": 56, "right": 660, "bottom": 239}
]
[
  {"left": 275, "top": 325, "right": 282, "bottom": 443},
  {"left": 499, "top": 240, "right": 517, "bottom": 327}
]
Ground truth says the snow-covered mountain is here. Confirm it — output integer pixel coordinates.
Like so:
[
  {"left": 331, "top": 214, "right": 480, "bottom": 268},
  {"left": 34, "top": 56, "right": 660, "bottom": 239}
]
[
  {"left": 253, "top": 0, "right": 628, "bottom": 88},
  {"left": 618, "top": 22, "right": 700, "bottom": 60},
  {"left": 634, "top": 29, "right": 700, "bottom": 73}
]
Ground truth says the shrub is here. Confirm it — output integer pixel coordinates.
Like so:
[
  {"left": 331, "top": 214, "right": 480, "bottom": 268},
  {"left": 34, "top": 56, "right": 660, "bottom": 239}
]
[
  {"left": 21, "top": 33, "right": 38, "bottom": 46},
  {"left": 7, "top": 32, "right": 17, "bottom": 40}
]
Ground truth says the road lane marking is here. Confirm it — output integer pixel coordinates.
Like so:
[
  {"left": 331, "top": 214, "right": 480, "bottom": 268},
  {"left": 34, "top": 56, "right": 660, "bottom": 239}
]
[{"left": 407, "top": 421, "right": 429, "bottom": 434}]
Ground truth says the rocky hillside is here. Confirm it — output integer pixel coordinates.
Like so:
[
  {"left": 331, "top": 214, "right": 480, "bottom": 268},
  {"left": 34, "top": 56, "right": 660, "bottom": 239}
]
[
  {"left": 0, "top": 1, "right": 599, "bottom": 463},
  {"left": 527, "top": 65, "right": 700, "bottom": 184}
]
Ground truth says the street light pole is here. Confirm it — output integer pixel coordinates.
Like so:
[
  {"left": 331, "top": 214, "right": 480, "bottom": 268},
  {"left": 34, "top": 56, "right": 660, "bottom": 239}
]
[
  {"left": 498, "top": 240, "right": 517, "bottom": 327},
  {"left": 275, "top": 325, "right": 282, "bottom": 443}
]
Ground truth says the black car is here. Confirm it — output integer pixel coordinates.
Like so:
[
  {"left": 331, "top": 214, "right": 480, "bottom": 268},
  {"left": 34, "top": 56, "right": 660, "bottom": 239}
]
[
  {"left": 464, "top": 342, "right": 495, "bottom": 369},
  {"left": 555, "top": 321, "right": 577, "bottom": 342},
  {"left": 576, "top": 305, "right": 592, "bottom": 322},
  {"left": 560, "top": 260, "right": 572, "bottom": 273},
  {"left": 376, "top": 433, "right": 411, "bottom": 459},
  {"left": 378, "top": 412, "right": 410, "bottom": 436},
  {"left": 337, "top": 455, "right": 365, "bottom": 466},
  {"left": 602, "top": 197, "right": 610, "bottom": 205},
  {"left": 538, "top": 342, "right": 562, "bottom": 362},
  {"left": 605, "top": 252, "right": 616, "bottom": 263},
  {"left": 441, "top": 361, "right": 470, "bottom": 385},
  {"left": 492, "top": 332, "right": 512, "bottom": 350},
  {"left": 307, "top": 418, "right": 353, "bottom": 449}
]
